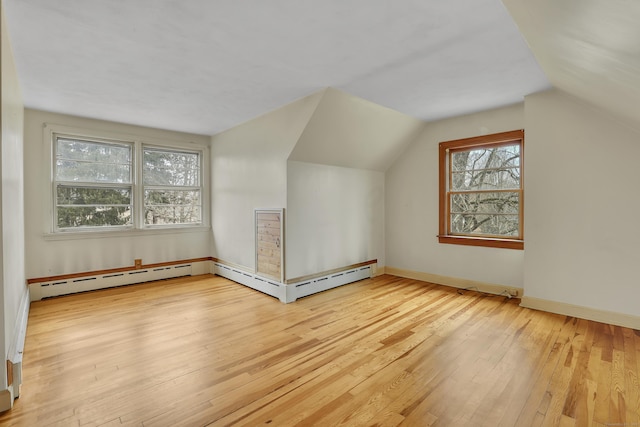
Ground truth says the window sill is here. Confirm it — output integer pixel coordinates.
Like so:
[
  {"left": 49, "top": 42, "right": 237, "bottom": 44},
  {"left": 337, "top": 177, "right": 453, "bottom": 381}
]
[
  {"left": 44, "top": 225, "right": 211, "bottom": 241},
  {"left": 437, "top": 235, "right": 524, "bottom": 250}
]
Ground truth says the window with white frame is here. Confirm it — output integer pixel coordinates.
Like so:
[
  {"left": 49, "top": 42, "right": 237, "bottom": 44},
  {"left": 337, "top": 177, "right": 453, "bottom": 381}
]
[
  {"left": 55, "top": 136, "right": 134, "bottom": 230},
  {"left": 143, "top": 147, "right": 201, "bottom": 225},
  {"left": 53, "top": 132, "right": 204, "bottom": 232}
]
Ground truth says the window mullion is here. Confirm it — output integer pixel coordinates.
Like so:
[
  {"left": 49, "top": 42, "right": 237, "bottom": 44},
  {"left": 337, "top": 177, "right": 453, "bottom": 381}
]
[
  {"left": 448, "top": 189, "right": 520, "bottom": 195},
  {"left": 447, "top": 149, "right": 453, "bottom": 237},
  {"left": 55, "top": 181, "right": 133, "bottom": 189},
  {"left": 134, "top": 141, "right": 143, "bottom": 229},
  {"left": 143, "top": 185, "right": 201, "bottom": 191}
]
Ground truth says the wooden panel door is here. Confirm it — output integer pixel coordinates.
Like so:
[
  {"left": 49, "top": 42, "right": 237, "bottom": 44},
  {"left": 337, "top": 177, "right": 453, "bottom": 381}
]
[{"left": 255, "top": 209, "right": 284, "bottom": 282}]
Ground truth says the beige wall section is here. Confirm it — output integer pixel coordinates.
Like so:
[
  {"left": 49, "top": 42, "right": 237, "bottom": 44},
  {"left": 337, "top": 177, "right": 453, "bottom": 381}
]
[
  {"left": 523, "top": 89, "right": 640, "bottom": 318},
  {"left": 1, "top": 0, "right": 26, "bottom": 403},
  {"left": 289, "top": 88, "right": 425, "bottom": 171},
  {"left": 23, "top": 109, "right": 211, "bottom": 279},
  {"left": 210, "top": 91, "right": 322, "bottom": 270},
  {"left": 286, "top": 161, "right": 385, "bottom": 279},
  {"left": 385, "top": 103, "right": 525, "bottom": 288}
]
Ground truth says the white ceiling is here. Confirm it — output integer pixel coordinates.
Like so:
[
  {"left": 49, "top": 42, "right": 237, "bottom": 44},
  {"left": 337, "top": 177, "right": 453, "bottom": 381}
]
[
  {"left": 4, "top": 0, "right": 551, "bottom": 135},
  {"left": 503, "top": 0, "right": 640, "bottom": 127}
]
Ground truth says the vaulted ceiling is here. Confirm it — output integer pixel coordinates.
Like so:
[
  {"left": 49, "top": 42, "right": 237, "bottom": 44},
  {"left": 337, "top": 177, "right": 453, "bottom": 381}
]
[
  {"left": 503, "top": 0, "right": 640, "bottom": 127},
  {"left": 4, "top": 0, "right": 552, "bottom": 136},
  {"left": 5, "top": 1, "right": 639, "bottom": 136}
]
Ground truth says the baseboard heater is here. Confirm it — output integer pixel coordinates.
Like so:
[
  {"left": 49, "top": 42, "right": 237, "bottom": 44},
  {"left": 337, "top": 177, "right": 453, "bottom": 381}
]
[
  {"left": 29, "top": 261, "right": 210, "bottom": 301},
  {"left": 212, "top": 262, "right": 373, "bottom": 303}
]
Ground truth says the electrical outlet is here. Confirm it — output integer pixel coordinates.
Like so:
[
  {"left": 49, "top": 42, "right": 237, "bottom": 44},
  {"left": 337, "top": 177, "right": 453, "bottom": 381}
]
[
  {"left": 508, "top": 289, "right": 518, "bottom": 297},
  {"left": 134, "top": 259, "right": 142, "bottom": 269}
]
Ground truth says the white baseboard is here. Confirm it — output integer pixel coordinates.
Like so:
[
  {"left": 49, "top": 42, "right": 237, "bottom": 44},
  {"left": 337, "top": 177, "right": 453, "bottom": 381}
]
[
  {"left": 212, "top": 262, "right": 286, "bottom": 301},
  {"left": 6, "top": 290, "right": 29, "bottom": 399},
  {"left": 520, "top": 296, "right": 640, "bottom": 330},
  {"left": 385, "top": 267, "right": 523, "bottom": 298},
  {"left": 29, "top": 261, "right": 210, "bottom": 301},
  {"left": 0, "top": 288, "right": 30, "bottom": 413},
  {"left": 212, "top": 259, "right": 374, "bottom": 303},
  {"left": 288, "top": 265, "right": 372, "bottom": 301},
  {"left": 0, "top": 389, "right": 13, "bottom": 413}
]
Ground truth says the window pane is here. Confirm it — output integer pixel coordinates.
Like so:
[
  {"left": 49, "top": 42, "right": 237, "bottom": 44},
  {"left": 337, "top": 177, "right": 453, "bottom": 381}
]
[
  {"left": 57, "top": 186, "right": 131, "bottom": 205},
  {"left": 144, "top": 205, "right": 201, "bottom": 225},
  {"left": 143, "top": 149, "right": 200, "bottom": 186},
  {"left": 450, "top": 192, "right": 520, "bottom": 215},
  {"left": 451, "top": 168, "right": 520, "bottom": 191},
  {"left": 57, "top": 206, "right": 132, "bottom": 228},
  {"left": 56, "top": 160, "right": 131, "bottom": 183},
  {"left": 56, "top": 138, "right": 132, "bottom": 183},
  {"left": 57, "top": 138, "right": 131, "bottom": 164},
  {"left": 450, "top": 213, "right": 519, "bottom": 236},
  {"left": 144, "top": 190, "right": 201, "bottom": 225},
  {"left": 144, "top": 189, "right": 200, "bottom": 206},
  {"left": 451, "top": 144, "right": 520, "bottom": 172}
]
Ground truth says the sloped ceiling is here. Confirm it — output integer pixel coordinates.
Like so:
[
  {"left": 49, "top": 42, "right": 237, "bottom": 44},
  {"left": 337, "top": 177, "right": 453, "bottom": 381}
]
[
  {"left": 503, "top": 0, "right": 640, "bottom": 125},
  {"left": 289, "top": 88, "right": 425, "bottom": 171},
  {"left": 3, "top": 0, "right": 549, "bottom": 135}
]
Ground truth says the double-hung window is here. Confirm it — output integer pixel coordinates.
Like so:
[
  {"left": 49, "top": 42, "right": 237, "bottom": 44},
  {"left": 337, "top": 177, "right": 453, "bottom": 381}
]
[
  {"left": 52, "top": 131, "right": 204, "bottom": 233},
  {"left": 55, "top": 137, "right": 134, "bottom": 230},
  {"left": 438, "top": 130, "right": 524, "bottom": 249},
  {"left": 143, "top": 147, "right": 201, "bottom": 226}
]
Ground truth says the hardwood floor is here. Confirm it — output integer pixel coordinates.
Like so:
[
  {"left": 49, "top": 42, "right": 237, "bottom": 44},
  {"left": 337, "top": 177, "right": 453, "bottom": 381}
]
[{"left": 1, "top": 274, "right": 639, "bottom": 426}]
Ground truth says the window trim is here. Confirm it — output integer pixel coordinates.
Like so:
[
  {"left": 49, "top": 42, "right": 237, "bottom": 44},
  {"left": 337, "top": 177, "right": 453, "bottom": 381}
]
[
  {"left": 45, "top": 123, "right": 210, "bottom": 235},
  {"left": 141, "top": 144, "right": 203, "bottom": 228},
  {"left": 53, "top": 135, "right": 135, "bottom": 232},
  {"left": 438, "top": 129, "right": 524, "bottom": 250}
]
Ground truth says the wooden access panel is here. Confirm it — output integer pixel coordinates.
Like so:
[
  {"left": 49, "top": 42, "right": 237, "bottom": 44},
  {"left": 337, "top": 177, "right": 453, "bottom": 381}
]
[{"left": 255, "top": 209, "right": 284, "bottom": 282}]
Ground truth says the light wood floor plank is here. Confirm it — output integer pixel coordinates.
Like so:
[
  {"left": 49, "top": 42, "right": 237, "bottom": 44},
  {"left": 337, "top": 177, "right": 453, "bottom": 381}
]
[
  {"left": 623, "top": 328, "right": 640, "bottom": 424},
  {"left": 0, "top": 274, "right": 638, "bottom": 426}
]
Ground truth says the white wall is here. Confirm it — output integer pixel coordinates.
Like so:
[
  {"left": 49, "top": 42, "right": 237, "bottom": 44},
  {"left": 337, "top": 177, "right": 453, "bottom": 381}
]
[
  {"left": 211, "top": 89, "right": 389, "bottom": 280},
  {"left": 524, "top": 89, "right": 640, "bottom": 316},
  {"left": 23, "top": 109, "right": 211, "bottom": 279},
  {"left": 1, "top": 0, "right": 26, "bottom": 396},
  {"left": 210, "top": 92, "right": 322, "bottom": 270},
  {"left": 289, "top": 88, "right": 425, "bottom": 171},
  {"left": 286, "top": 161, "right": 385, "bottom": 279},
  {"left": 385, "top": 103, "right": 525, "bottom": 288}
]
